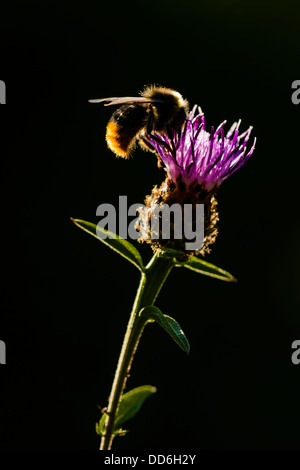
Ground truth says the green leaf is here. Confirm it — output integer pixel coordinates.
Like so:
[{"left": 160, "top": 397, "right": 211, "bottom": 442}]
[
  {"left": 140, "top": 306, "right": 190, "bottom": 353},
  {"left": 95, "top": 421, "right": 101, "bottom": 435},
  {"left": 158, "top": 247, "right": 186, "bottom": 259},
  {"left": 176, "top": 255, "right": 237, "bottom": 282},
  {"left": 98, "top": 385, "right": 156, "bottom": 435},
  {"left": 71, "top": 218, "right": 144, "bottom": 271},
  {"left": 99, "top": 414, "right": 106, "bottom": 436}
]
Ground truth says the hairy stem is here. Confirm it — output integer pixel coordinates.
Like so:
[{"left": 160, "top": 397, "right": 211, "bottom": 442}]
[{"left": 100, "top": 253, "right": 174, "bottom": 450}]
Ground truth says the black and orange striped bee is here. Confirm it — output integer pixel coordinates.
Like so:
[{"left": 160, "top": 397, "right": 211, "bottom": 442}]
[{"left": 89, "top": 85, "right": 189, "bottom": 158}]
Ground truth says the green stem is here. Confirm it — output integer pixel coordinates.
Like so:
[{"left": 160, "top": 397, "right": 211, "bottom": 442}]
[{"left": 100, "top": 252, "right": 174, "bottom": 450}]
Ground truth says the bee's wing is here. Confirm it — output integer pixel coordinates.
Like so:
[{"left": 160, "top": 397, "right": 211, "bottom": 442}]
[{"left": 89, "top": 96, "right": 163, "bottom": 106}]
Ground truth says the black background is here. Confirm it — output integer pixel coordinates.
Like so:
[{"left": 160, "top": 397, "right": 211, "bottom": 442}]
[{"left": 0, "top": 0, "right": 299, "bottom": 451}]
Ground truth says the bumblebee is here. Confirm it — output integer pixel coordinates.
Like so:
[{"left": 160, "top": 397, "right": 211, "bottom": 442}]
[{"left": 89, "top": 85, "right": 189, "bottom": 158}]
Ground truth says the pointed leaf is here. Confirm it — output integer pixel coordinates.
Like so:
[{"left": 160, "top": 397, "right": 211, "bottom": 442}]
[
  {"left": 71, "top": 218, "right": 144, "bottom": 271},
  {"left": 114, "top": 385, "right": 156, "bottom": 431},
  {"left": 158, "top": 247, "right": 186, "bottom": 259},
  {"left": 99, "top": 385, "right": 156, "bottom": 435},
  {"left": 98, "top": 413, "right": 106, "bottom": 436},
  {"left": 140, "top": 306, "right": 190, "bottom": 353},
  {"left": 176, "top": 256, "right": 237, "bottom": 282}
]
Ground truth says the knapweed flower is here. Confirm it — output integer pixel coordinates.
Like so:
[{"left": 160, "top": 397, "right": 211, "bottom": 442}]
[{"left": 137, "top": 106, "right": 256, "bottom": 256}]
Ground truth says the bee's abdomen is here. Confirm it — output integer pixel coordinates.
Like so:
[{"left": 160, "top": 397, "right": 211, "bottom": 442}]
[{"left": 106, "top": 104, "right": 148, "bottom": 158}]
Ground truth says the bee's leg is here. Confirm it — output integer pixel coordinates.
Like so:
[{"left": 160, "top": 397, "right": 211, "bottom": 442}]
[
  {"left": 146, "top": 105, "right": 155, "bottom": 134},
  {"left": 145, "top": 106, "right": 163, "bottom": 167},
  {"left": 165, "top": 124, "right": 177, "bottom": 156},
  {"left": 139, "top": 136, "right": 156, "bottom": 152},
  {"left": 139, "top": 105, "right": 153, "bottom": 152},
  {"left": 138, "top": 137, "right": 162, "bottom": 168}
]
